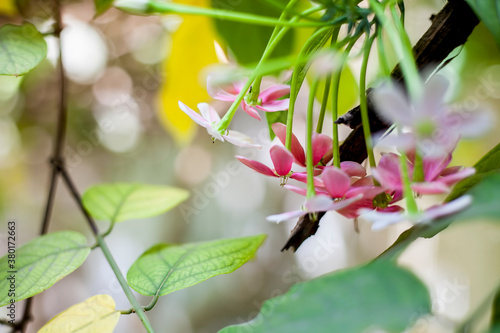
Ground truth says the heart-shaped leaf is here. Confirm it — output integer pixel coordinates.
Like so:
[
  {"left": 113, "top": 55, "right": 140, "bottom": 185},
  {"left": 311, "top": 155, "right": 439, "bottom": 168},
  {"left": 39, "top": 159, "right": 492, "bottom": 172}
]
[
  {"left": 220, "top": 260, "right": 430, "bottom": 333},
  {"left": 0, "top": 231, "right": 90, "bottom": 306},
  {"left": 0, "top": 23, "right": 47, "bottom": 76},
  {"left": 38, "top": 294, "right": 120, "bottom": 333},
  {"left": 82, "top": 183, "right": 189, "bottom": 223},
  {"left": 127, "top": 234, "right": 266, "bottom": 296}
]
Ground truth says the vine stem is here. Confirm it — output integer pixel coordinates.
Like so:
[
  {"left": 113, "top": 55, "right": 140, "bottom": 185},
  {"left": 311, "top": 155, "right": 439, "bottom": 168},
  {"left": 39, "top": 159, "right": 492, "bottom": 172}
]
[
  {"left": 306, "top": 79, "right": 319, "bottom": 198},
  {"left": 57, "top": 166, "right": 155, "bottom": 332}
]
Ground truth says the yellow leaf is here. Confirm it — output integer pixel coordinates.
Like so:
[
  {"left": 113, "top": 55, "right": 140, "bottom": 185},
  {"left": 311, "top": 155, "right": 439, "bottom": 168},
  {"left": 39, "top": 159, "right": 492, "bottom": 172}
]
[
  {"left": 37, "top": 295, "right": 120, "bottom": 333},
  {"left": 0, "top": 0, "right": 17, "bottom": 16},
  {"left": 157, "top": 0, "right": 219, "bottom": 145}
]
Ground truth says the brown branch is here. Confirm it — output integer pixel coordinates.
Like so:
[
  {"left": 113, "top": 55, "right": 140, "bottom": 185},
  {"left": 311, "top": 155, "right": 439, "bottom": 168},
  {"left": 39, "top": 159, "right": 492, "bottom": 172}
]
[{"left": 282, "top": 0, "right": 480, "bottom": 252}]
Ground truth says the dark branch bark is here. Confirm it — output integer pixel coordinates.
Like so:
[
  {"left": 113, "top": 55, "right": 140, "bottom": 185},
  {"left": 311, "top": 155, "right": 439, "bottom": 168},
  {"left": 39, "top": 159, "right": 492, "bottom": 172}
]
[{"left": 282, "top": 0, "right": 480, "bottom": 252}]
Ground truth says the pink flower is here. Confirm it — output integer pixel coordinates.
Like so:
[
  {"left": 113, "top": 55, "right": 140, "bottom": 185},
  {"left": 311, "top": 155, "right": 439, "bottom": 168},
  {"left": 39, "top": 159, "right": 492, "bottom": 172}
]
[
  {"left": 372, "top": 74, "right": 492, "bottom": 157},
  {"left": 272, "top": 123, "right": 332, "bottom": 167},
  {"left": 208, "top": 77, "right": 290, "bottom": 121},
  {"left": 236, "top": 145, "right": 311, "bottom": 185},
  {"left": 359, "top": 195, "right": 472, "bottom": 230},
  {"left": 178, "top": 101, "right": 262, "bottom": 148},
  {"left": 372, "top": 152, "right": 475, "bottom": 195}
]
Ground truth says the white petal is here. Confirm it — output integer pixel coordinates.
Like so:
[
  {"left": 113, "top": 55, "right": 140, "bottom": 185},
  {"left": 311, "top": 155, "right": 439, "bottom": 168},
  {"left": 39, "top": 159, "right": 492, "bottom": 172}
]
[
  {"left": 266, "top": 210, "right": 305, "bottom": 223},
  {"left": 223, "top": 130, "right": 262, "bottom": 148},
  {"left": 372, "top": 83, "right": 413, "bottom": 126}
]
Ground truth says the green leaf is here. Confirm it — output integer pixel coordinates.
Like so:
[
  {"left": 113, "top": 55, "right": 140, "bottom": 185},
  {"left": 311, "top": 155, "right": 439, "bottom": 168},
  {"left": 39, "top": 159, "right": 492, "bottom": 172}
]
[
  {"left": 38, "top": 294, "right": 120, "bottom": 333},
  {"left": 82, "top": 183, "right": 190, "bottom": 223},
  {"left": 127, "top": 234, "right": 266, "bottom": 296},
  {"left": 220, "top": 260, "right": 430, "bottom": 333},
  {"left": 0, "top": 231, "right": 90, "bottom": 307},
  {"left": 380, "top": 173, "right": 500, "bottom": 260},
  {"left": 446, "top": 142, "right": 500, "bottom": 201},
  {"left": 464, "top": 0, "right": 500, "bottom": 46},
  {"left": 94, "top": 0, "right": 114, "bottom": 17},
  {"left": 211, "top": 0, "right": 294, "bottom": 64},
  {"left": 0, "top": 22, "right": 47, "bottom": 76},
  {"left": 266, "top": 110, "right": 288, "bottom": 140}
]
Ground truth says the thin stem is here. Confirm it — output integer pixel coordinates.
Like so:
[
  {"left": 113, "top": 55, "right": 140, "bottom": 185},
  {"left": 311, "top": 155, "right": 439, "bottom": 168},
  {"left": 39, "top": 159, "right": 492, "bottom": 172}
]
[
  {"left": 306, "top": 79, "right": 319, "bottom": 198},
  {"left": 396, "top": 129, "right": 418, "bottom": 214},
  {"left": 376, "top": 26, "right": 391, "bottom": 77},
  {"left": 57, "top": 166, "right": 155, "bottom": 332},
  {"left": 146, "top": 1, "right": 324, "bottom": 27},
  {"left": 359, "top": 34, "right": 377, "bottom": 169}
]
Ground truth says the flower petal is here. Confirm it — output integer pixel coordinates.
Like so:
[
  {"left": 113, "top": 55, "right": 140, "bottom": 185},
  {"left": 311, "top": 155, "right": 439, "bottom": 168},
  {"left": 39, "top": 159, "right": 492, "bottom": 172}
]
[
  {"left": 421, "top": 195, "right": 472, "bottom": 222},
  {"left": 235, "top": 155, "right": 276, "bottom": 177},
  {"left": 312, "top": 134, "right": 333, "bottom": 165},
  {"left": 272, "top": 123, "right": 306, "bottom": 167},
  {"left": 178, "top": 101, "right": 209, "bottom": 128},
  {"left": 411, "top": 182, "right": 450, "bottom": 195},
  {"left": 224, "top": 131, "right": 262, "bottom": 148},
  {"left": 371, "top": 83, "right": 413, "bottom": 126},
  {"left": 242, "top": 102, "right": 262, "bottom": 120},
  {"left": 256, "top": 99, "right": 290, "bottom": 112},
  {"left": 438, "top": 167, "right": 475, "bottom": 186},
  {"left": 359, "top": 209, "right": 406, "bottom": 231},
  {"left": 270, "top": 145, "right": 294, "bottom": 176},
  {"left": 372, "top": 153, "right": 403, "bottom": 191},
  {"left": 266, "top": 210, "right": 305, "bottom": 223},
  {"left": 259, "top": 84, "right": 290, "bottom": 102},
  {"left": 290, "top": 172, "right": 324, "bottom": 187},
  {"left": 206, "top": 76, "right": 238, "bottom": 101},
  {"left": 197, "top": 102, "right": 220, "bottom": 123},
  {"left": 419, "top": 74, "right": 449, "bottom": 116},
  {"left": 321, "top": 166, "right": 351, "bottom": 198},
  {"left": 340, "top": 161, "right": 367, "bottom": 177},
  {"left": 423, "top": 154, "right": 452, "bottom": 182}
]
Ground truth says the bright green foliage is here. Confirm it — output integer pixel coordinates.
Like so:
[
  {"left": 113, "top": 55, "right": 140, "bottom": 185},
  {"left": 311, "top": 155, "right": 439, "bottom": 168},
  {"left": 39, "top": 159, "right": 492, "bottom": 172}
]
[
  {"left": 127, "top": 234, "right": 266, "bottom": 296},
  {"left": 82, "top": 183, "right": 189, "bottom": 223},
  {"left": 94, "top": 0, "right": 114, "bottom": 16},
  {"left": 211, "top": 0, "right": 294, "bottom": 64},
  {"left": 464, "top": 0, "right": 500, "bottom": 46},
  {"left": 0, "top": 23, "right": 47, "bottom": 76},
  {"left": 313, "top": 65, "right": 358, "bottom": 115},
  {"left": 0, "top": 231, "right": 90, "bottom": 307},
  {"left": 220, "top": 260, "right": 430, "bottom": 333},
  {"left": 38, "top": 294, "right": 120, "bottom": 333},
  {"left": 447, "top": 142, "right": 500, "bottom": 201}
]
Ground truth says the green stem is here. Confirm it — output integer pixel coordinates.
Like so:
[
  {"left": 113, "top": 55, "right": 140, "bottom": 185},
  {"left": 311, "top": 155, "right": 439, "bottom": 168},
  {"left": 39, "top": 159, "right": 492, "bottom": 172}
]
[
  {"left": 306, "top": 79, "right": 319, "bottom": 198},
  {"left": 97, "top": 234, "right": 156, "bottom": 332},
  {"left": 285, "top": 25, "right": 335, "bottom": 150},
  {"left": 376, "top": 25, "right": 391, "bottom": 77},
  {"left": 369, "top": 0, "right": 421, "bottom": 100},
  {"left": 396, "top": 129, "right": 418, "bottom": 214},
  {"left": 413, "top": 153, "right": 424, "bottom": 182},
  {"left": 146, "top": 1, "right": 324, "bottom": 27},
  {"left": 359, "top": 34, "right": 377, "bottom": 169}
]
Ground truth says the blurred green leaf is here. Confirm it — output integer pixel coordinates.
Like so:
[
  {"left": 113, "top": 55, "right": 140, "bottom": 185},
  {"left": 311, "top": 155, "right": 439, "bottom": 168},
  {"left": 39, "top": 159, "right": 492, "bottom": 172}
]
[
  {"left": 0, "top": 23, "right": 47, "bottom": 76},
  {"left": 0, "top": 231, "right": 90, "bottom": 307},
  {"left": 266, "top": 110, "right": 288, "bottom": 140},
  {"left": 381, "top": 173, "right": 500, "bottom": 260},
  {"left": 127, "top": 234, "right": 266, "bottom": 296},
  {"left": 464, "top": 0, "right": 500, "bottom": 46},
  {"left": 220, "top": 260, "right": 430, "bottom": 333},
  {"left": 211, "top": 0, "right": 294, "bottom": 64},
  {"left": 94, "top": 0, "right": 113, "bottom": 16},
  {"left": 446, "top": 142, "right": 500, "bottom": 202},
  {"left": 82, "top": 183, "right": 189, "bottom": 223},
  {"left": 38, "top": 295, "right": 120, "bottom": 333},
  {"left": 312, "top": 65, "right": 358, "bottom": 115}
]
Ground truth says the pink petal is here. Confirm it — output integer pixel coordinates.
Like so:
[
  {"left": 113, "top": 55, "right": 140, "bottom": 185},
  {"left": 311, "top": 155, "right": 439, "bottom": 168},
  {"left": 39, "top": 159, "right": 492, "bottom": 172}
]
[
  {"left": 411, "top": 182, "right": 451, "bottom": 195},
  {"left": 453, "top": 110, "right": 493, "bottom": 137},
  {"left": 266, "top": 210, "right": 305, "bottom": 223},
  {"left": 283, "top": 185, "right": 308, "bottom": 196},
  {"left": 259, "top": 84, "right": 290, "bottom": 102},
  {"left": 289, "top": 172, "right": 324, "bottom": 187},
  {"left": 311, "top": 194, "right": 363, "bottom": 212},
  {"left": 270, "top": 145, "right": 294, "bottom": 176},
  {"left": 272, "top": 123, "right": 306, "bottom": 167},
  {"left": 224, "top": 131, "right": 262, "bottom": 148},
  {"left": 256, "top": 99, "right": 290, "bottom": 112},
  {"left": 206, "top": 77, "right": 238, "bottom": 101},
  {"left": 321, "top": 166, "right": 351, "bottom": 198},
  {"left": 242, "top": 102, "right": 261, "bottom": 120},
  {"left": 178, "top": 101, "right": 209, "bottom": 128},
  {"left": 340, "top": 161, "right": 367, "bottom": 177},
  {"left": 440, "top": 166, "right": 462, "bottom": 176},
  {"left": 439, "top": 167, "right": 475, "bottom": 186},
  {"left": 345, "top": 186, "right": 384, "bottom": 200},
  {"left": 422, "top": 195, "right": 472, "bottom": 221},
  {"left": 420, "top": 74, "right": 449, "bottom": 116},
  {"left": 371, "top": 83, "right": 413, "bottom": 126},
  {"left": 235, "top": 155, "right": 276, "bottom": 177},
  {"left": 312, "top": 134, "right": 333, "bottom": 165},
  {"left": 337, "top": 198, "right": 375, "bottom": 218},
  {"left": 351, "top": 176, "right": 374, "bottom": 187},
  {"left": 372, "top": 153, "right": 403, "bottom": 191},
  {"left": 423, "top": 154, "right": 452, "bottom": 181}
]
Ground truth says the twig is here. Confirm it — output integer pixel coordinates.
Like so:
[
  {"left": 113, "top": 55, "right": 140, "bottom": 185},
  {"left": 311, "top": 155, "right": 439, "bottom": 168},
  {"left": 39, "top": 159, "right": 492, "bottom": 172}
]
[{"left": 18, "top": 1, "right": 67, "bottom": 331}]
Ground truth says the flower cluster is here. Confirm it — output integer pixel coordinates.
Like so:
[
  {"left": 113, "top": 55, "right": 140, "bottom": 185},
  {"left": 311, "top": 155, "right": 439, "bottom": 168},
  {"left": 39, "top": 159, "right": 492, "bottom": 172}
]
[{"left": 179, "top": 60, "right": 487, "bottom": 232}]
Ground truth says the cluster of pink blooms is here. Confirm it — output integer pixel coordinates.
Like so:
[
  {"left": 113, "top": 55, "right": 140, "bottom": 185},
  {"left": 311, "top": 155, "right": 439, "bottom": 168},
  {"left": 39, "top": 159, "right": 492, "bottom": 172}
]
[{"left": 179, "top": 73, "right": 489, "bottom": 231}]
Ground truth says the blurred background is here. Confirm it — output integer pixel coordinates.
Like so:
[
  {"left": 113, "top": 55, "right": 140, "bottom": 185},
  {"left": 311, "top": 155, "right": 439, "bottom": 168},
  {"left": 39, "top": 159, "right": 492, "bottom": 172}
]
[{"left": 0, "top": 0, "right": 499, "bottom": 332}]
